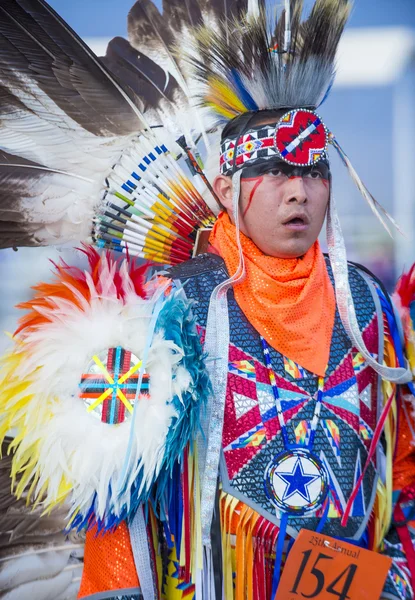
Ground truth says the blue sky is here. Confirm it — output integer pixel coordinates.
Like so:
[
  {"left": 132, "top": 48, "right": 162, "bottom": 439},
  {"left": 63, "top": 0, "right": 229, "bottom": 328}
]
[{"left": 49, "top": 0, "right": 415, "bottom": 37}]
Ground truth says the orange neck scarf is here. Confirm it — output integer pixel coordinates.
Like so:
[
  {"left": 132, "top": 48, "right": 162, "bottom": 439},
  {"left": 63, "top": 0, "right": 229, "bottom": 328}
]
[{"left": 209, "top": 212, "right": 335, "bottom": 377}]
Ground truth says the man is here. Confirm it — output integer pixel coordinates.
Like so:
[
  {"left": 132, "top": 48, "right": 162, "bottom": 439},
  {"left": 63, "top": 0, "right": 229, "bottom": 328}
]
[
  {"left": 75, "top": 111, "right": 415, "bottom": 598},
  {"left": 0, "top": 1, "right": 414, "bottom": 599}
]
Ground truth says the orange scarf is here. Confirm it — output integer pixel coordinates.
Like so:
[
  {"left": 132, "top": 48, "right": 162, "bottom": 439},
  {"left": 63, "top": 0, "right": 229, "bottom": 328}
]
[{"left": 209, "top": 212, "right": 335, "bottom": 377}]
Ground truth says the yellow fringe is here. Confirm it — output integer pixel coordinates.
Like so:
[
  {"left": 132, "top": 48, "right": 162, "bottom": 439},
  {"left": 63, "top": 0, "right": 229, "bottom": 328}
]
[{"left": 373, "top": 333, "right": 398, "bottom": 550}]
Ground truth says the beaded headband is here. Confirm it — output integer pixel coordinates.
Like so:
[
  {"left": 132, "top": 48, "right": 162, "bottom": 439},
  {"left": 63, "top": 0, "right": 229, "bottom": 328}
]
[{"left": 220, "top": 109, "right": 329, "bottom": 175}]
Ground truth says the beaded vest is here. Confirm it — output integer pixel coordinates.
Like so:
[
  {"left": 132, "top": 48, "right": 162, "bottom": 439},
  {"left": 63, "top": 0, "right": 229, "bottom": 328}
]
[{"left": 171, "top": 253, "right": 385, "bottom": 541}]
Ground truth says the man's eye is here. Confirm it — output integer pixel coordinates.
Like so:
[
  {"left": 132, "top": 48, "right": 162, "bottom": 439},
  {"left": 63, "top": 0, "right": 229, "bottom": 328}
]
[
  {"left": 306, "top": 169, "right": 323, "bottom": 179},
  {"left": 267, "top": 168, "right": 285, "bottom": 177}
]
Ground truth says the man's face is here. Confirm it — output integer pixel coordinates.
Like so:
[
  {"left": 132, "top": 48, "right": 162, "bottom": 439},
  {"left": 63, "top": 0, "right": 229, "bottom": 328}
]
[{"left": 213, "top": 158, "right": 330, "bottom": 258}]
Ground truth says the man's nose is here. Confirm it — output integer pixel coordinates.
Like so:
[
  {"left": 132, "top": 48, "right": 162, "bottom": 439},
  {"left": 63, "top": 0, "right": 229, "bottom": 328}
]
[{"left": 283, "top": 176, "right": 307, "bottom": 204}]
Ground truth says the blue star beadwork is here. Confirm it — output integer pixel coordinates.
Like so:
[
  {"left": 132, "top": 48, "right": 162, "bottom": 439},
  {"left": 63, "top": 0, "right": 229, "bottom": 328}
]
[
  {"left": 276, "top": 457, "right": 321, "bottom": 503},
  {"left": 264, "top": 448, "right": 329, "bottom": 515}
]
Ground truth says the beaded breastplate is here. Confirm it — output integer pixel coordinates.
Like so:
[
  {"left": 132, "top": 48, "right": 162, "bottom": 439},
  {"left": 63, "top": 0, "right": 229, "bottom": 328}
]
[{"left": 170, "top": 254, "right": 385, "bottom": 541}]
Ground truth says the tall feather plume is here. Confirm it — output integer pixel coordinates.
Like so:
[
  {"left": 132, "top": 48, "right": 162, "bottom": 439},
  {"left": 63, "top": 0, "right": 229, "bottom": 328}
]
[
  {"left": 124, "top": 0, "right": 251, "bottom": 135},
  {"left": 126, "top": 0, "right": 204, "bottom": 137},
  {"left": 127, "top": 0, "right": 251, "bottom": 83},
  {"left": 182, "top": 0, "right": 351, "bottom": 124}
]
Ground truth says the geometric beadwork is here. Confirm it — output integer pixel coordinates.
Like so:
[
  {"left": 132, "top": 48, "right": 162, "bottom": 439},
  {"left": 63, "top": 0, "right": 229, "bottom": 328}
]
[
  {"left": 322, "top": 419, "right": 341, "bottom": 466},
  {"left": 274, "top": 109, "right": 328, "bottom": 166},
  {"left": 294, "top": 420, "right": 311, "bottom": 446},
  {"left": 171, "top": 253, "right": 382, "bottom": 538},
  {"left": 79, "top": 346, "right": 149, "bottom": 424},
  {"left": 219, "top": 109, "right": 329, "bottom": 174},
  {"left": 284, "top": 356, "right": 307, "bottom": 379},
  {"left": 229, "top": 360, "right": 256, "bottom": 380}
]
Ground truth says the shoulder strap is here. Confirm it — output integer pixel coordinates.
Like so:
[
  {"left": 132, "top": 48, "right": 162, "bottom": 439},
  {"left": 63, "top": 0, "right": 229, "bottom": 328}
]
[
  {"left": 350, "top": 261, "right": 406, "bottom": 369},
  {"left": 168, "top": 253, "right": 227, "bottom": 281}
]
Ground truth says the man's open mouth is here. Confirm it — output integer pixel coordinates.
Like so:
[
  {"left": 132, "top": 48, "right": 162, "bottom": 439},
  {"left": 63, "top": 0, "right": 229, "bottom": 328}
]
[
  {"left": 282, "top": 214, "right": 310, "bottom": 229},
  {"left": 286, "top": 217, "right": 305, "bottom": 225}
]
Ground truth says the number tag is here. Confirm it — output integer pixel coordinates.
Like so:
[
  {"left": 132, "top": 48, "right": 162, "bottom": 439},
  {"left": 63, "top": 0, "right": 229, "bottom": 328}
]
[{"left": 275, "top": 530, "right": 392, "bottom": 600}]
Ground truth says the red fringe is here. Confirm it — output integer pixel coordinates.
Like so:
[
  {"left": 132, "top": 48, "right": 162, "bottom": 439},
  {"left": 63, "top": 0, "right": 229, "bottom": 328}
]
[{"left": 14, "top": 244, "right": 150, "bottom": 337}]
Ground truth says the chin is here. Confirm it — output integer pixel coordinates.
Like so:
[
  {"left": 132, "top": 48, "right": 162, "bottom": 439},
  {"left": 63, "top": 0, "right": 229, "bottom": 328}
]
[
  {"left": 256, "top": 247, "right": 304, "bottom": 259},
  {"left": 250, "top": 232, "right": 316, "bottom": 258},
  {"left": 259, "top": 242, "right": 311, "bottom": 259},
  {"left": 274, "top": 251, "right": 307, "bottom": 259}
]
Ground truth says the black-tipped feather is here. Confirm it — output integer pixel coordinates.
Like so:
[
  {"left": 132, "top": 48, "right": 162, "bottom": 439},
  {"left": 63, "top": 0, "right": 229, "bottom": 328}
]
[
  {"left": 101, "top": 36, "right": 183, "bottom": 115},
  {"left": 0, "top": 150, "right": 94, "bottom": 247},
  {"left": 0, "top": 439, "right": 83, "bottom": 597},
  {"left": 0, "top": 0, "right": 145, "bottom": 136}
]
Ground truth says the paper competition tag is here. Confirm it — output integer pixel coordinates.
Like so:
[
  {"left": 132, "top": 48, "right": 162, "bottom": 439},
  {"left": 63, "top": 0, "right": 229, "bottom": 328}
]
[{"left": 275, "top": 530, "right": 392, "bottom": 600}]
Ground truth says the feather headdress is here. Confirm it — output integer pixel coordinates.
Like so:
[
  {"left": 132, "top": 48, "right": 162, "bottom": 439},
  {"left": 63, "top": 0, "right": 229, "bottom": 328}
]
[
  {"left": 185, "top": 0, "right": 351, "bottom": 124},
  {"left": 0, "top": 0, "right": 402, "bottom": 259},
  {"left": 0, "top": 0, "right": 377, "bottom": 259}
]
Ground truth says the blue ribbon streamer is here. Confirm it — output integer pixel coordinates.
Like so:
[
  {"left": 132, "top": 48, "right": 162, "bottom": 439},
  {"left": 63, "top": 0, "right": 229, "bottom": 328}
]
[{"left": 272, "top": 513, "right": 288, "bottom": 599}]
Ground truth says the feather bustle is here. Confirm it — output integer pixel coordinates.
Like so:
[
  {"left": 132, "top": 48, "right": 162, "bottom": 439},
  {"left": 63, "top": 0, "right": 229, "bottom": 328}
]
[{"left": 0, "top": 248, "right": 208, "bottom": 532}]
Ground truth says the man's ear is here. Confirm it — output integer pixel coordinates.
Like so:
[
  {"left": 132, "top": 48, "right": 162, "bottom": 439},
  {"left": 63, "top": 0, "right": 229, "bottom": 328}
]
[{"left": 212, "top": 175, "right": 233, "bottom": 211}]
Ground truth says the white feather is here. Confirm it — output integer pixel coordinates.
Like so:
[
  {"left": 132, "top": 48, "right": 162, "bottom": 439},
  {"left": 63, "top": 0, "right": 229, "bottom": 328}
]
[
  {"left": 0, "top": 549, "right": 72, "bottom": 591},
  {"left": 3, "top": 281, "right": 193, "bottom": 524},
  {"left": 1, "top": 569, "right": 76, "bottom": 600}
]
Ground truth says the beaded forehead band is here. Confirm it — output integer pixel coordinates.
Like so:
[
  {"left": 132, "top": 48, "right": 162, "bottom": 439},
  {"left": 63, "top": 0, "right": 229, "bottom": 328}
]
[{"left": 220, "top": 108, "right": 329, "bottom": 175}]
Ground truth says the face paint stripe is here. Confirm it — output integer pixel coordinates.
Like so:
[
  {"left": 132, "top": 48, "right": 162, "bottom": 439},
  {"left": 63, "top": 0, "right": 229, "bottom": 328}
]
[{"left": 243, "top": 176, "right": 263, "bottom": 217}]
